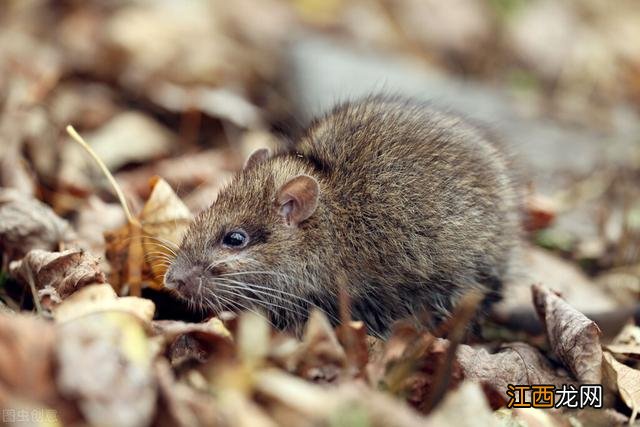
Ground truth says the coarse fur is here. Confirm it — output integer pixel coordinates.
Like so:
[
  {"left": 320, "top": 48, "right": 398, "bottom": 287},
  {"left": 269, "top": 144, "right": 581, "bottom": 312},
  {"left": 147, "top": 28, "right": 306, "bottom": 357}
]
[{"left": 165, "top": 95, "right": 520, "bottom": 337}]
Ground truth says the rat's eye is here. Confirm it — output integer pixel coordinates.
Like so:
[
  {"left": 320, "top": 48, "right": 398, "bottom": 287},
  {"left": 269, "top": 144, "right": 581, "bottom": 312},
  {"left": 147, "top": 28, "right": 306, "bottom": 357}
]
[{"left": 222, "top": 230, "right": 249, "bottom": 248}]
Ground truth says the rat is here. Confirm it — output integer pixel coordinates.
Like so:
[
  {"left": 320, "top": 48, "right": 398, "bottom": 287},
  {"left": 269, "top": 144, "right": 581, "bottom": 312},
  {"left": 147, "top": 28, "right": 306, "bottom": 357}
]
[{"left": 164, "top": 95, "right": 520, "bottom": 337}]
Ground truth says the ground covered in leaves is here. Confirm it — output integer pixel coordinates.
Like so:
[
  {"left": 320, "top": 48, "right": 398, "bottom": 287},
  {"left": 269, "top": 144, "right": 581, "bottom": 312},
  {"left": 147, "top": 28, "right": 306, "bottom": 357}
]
[{"left": 1, "top": 1, "right": 640, "bottom": 426}]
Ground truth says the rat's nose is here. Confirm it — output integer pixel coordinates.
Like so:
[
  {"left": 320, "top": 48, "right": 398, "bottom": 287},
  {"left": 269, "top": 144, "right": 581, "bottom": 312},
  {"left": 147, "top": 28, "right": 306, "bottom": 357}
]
[{"left": 164, "top": 265, "right": 205, "bottom": 293}]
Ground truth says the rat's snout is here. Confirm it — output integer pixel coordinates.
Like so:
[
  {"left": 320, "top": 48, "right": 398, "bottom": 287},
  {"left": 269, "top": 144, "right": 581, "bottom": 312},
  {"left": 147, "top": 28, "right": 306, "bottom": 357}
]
[{"left": 164, "top": 264, "right": 207, "bottom": 295}]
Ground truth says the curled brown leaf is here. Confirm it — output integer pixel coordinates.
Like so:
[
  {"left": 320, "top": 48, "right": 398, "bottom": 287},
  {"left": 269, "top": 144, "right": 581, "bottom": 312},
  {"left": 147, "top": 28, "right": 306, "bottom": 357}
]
[
  {"left": 0, "top": 189, "right": 76, "bottom": 262},
  {"left": 532, "top": 284, "right": 603, "bottom": 383},
  {"left": 9, "top": 249, "right": 106, "bottom": 299}
]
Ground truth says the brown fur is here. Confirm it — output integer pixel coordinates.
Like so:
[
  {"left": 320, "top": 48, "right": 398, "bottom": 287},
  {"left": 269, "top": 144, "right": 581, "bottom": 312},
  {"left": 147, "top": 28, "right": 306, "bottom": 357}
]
[{"left": 166, "top": 95, "right": 520, "bottom": 337}]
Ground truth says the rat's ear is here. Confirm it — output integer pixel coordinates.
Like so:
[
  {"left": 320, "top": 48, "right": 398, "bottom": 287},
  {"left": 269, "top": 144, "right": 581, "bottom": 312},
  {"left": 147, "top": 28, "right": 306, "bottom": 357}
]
[
  {"left": 276, "top": 175, "right": 319, "bottom": 227},
  {"left": 244, "top": 148, "right": 270, "bottom": 170}
]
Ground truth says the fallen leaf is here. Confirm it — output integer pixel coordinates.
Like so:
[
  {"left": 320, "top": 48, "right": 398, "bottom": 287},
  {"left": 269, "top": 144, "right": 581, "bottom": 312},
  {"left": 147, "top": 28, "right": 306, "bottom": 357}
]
[
  {"left": 255, "top": 369, "right": 342, "bottom": 418},
  {"left": 0, "top": 189, "right": 76, "bottom": 262},
  {"left": 255, "top": 370, "right": 427, "bottom": 427},
  {"left": 339, "top": 383, "right": 433, "bottom": 427},
  {"left": 285, "top": 309, "right": 347, "bottom": 383},
  {"left": 390, "top": 0, "right": 492, "bottom": 59},
  {"left": 48, "top": 82, "right": 119, "bottom": 130},
  {"left": 218, "top": 389, "right": 278, "bottom": 427},
  {"left": 9, "top": 249, "right": 106, "bottom": 299},
  {"left": 115, "top": 149, "right": 235, "bottom": 201},
  {"left": 153, "top": 317, "right": 232, "bottom": 342},
  {"left": 104, "top": 1, "right": 259, "bottom": 95},
  {"left": 138, "top": 177, "right": 192, "bottom": 281},
  {"left": 0, "top": 314, "right": 76, "bottom": 421},
  {"left": 38, "top": 285, "right": 63, "bottom": 311},
  {"left": 378, "top": 331, "right": 464, "bottom": 413},
  {"left": 606, "top": 324, "right": 640, "bottom": 357},
  {"left": 0, "top": 145, "right": 36, "bottom": 196},
  {"left": 52, "top": 283, "right": 155, "bottom": 323},
  {"left": 500, "top": 407, "right": 567, "bottom": 427},
  {"left": 603, "top": 352, "right": 640, "bottom": 423},
  {"left": 368, "top": 318, "right": 468, "bottom": 413},
  {"left": 237, "top": 311, "right": 271, "bottom": 367},
  {"left": 569, "top": 408, "right": 630, "bottom": 426},
  {"left": 153, "top": 318, "right": 234, "bottom": 368},
  {"left": 596, "top": 270, "right": 640, "bottom": 307},
  {"left": 150, "top": 84, "right": 263, "bottom": 128},
  {"left": 105, "top": 176, "right": 192, "bottom": 295},
  {"left": 336, "top": 320, "right": 369, "bottom": 376},
  {"left": 457, "top": 342, "right": 573, "bottom": 401},
  {"left": 56, "top": 311, "right": 157, "bottom": 427},
  {"left": 532, "top": 284, "right": 603, "bottom": 383},
  {"left": 59, "top": 112, "right": 176, "bottom": 192},
  {"left": 154, "top": 359, "right": 219, "bottom": 427},
  {"left": 74, "top": 196, "right": 126, "bottom": 258},
  {"left": 428, "top": 382, "right": 500, "bottom": 427},
  {"left": 367, "top": 321, "right": 420, "bottom": 385}
]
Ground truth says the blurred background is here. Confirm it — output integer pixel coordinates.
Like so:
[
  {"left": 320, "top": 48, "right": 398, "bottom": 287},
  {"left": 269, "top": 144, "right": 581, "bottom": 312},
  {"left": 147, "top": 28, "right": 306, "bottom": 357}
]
[{"left": 1, "top": 0, "right": 639, "bottom": 311}]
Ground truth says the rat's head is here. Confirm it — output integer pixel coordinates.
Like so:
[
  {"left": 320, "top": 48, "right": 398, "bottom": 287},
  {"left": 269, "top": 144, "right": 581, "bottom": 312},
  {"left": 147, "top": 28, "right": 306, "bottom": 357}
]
[{"left": 164, "top": 149, "right": 328, "bottom": 329}]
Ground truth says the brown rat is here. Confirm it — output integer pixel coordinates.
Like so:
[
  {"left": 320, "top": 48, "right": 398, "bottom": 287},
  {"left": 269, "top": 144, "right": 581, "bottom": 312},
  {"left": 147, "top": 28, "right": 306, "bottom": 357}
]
[{"left": 164, "top": 95, "right": 520, "bottom": 337}]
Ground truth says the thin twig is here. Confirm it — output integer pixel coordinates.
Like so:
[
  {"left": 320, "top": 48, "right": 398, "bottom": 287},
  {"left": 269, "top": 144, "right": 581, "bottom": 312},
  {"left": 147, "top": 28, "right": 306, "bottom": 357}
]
[{"left": 66, "top": 125, "right": 138, "bottom": 226}]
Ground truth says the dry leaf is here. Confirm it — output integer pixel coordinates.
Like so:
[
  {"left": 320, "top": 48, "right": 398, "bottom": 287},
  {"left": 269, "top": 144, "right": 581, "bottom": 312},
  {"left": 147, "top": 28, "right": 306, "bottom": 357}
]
[
  {"left": 428, "top": 382, "right": 500, "bottom": 427},
  {"left": 570, "top": 408, "right": 630, "bottom": 426},
  {"left": 502, "top": 407, "right": 567, "bottom": 427},
  {"left": 218, "top": 389, "right": 278, "bottom": 427},
  {"left": 0, "top": 145, "right": 36, "bottom": 196},
  {"left": 606, "top": 324, "right": 640, "bottom": 357},
  {"left": 53, "top": 283, "right": 155, "bottom": 323},
  {"left": 153, "top": 317, "right": 232, "bottom": 342},
  {"left": 0, "top": 189, "right": 76, "bottom": 262},
  {"left": 154, "top": 359, "right": 219, "bottom": 427},
  {"left": 0, "top": 315, "right": 59, "bottom": 411},
  {"left": 237, "top": 312, "right": 271, "bottom": 366},
  {"left": 59, "top": 112, "right": 176, "bottom": 191},
  {"left": 139, "top": 177, "right": 192, "bottom": 282},
  {"left": 367, "top": 322, "right": 420, "bottom": 384},
  {"left": 457, "top": 342, "right": 573, "bottom": 400},
  {"left": 38, "top": 285, "right": 63, "bottom": 311},
  {"left": 378, "top": 332, "right": 464, "bottom": 413},
  {"left": 285, "top": 310, "right": 347, "bottom": 383},
  {"left": 532, "top": 284, "right": 603, "bottom": 383},
  {"left": 336, "top": 320, "right": 369, "bottom": 376},
  {"left": 603, "top": 352, "right": 640, "bottom": 422},
  {"left": 9, "top": 249, "right": 106, "bottom": 298},
  {"left": 56, "top": 311, "right": 157, "bottom": 427},
  {"left": 104, "top": 1, "right": 255, "bottom": 90},
  {"left": 115, "top": 149, "right": 235, "bottom": 201},
  {"left": 105, "top": 176, "right": 192, "bottom": 295},
  {"left": 254, "top": 369, "right": 342, "bottom": 418},
  {"left": 74, "top": 196, "right": 126, "bottom": 257},
  {"left": 153, "top": 318, "right": 234, "bottom": 368},
  {"left": 368, "top": 322, "right": 465, "bottom": 413},
  {"left": 48, "top": 82, "right": 119, "bottom": 130},
  {"left": 150, "top": 84, "right": 263, "bottom": 128},
  {"left": 255, "top": 370, "right": 427, "bottom": 427}
]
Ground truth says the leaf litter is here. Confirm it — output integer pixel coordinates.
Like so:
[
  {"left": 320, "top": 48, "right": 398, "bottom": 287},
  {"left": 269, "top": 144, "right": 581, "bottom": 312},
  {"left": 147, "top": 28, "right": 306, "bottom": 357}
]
[
  {"left": 3, "top": 139, "right": 636, "bottom": 423},
  {"left": 1, "top": 1, "right": 640, "bottom": 426}
]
